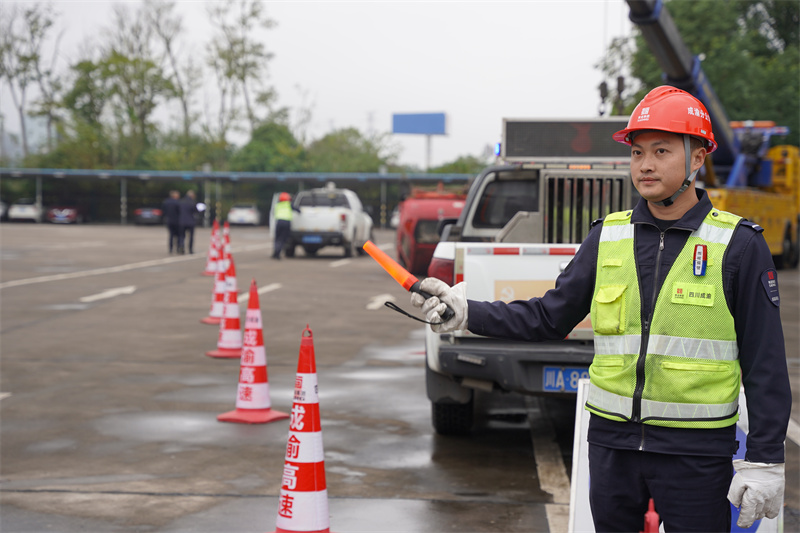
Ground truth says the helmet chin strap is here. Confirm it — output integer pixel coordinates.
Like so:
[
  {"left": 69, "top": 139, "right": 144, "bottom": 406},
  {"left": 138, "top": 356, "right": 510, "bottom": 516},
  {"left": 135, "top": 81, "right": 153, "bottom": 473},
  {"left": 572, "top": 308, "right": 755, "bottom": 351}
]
[{"left": 652, "top": 135, "right": 699, "bottom": 207}]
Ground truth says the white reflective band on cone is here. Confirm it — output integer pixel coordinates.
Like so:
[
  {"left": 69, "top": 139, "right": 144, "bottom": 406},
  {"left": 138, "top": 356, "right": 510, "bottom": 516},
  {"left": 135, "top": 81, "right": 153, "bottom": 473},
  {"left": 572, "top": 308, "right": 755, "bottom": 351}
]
[
  {"left": 274, "top": 489, "right": 330, "bottom": 531},
  {"left": 235, "top": 381, "right": 271, "bottom": 409}
]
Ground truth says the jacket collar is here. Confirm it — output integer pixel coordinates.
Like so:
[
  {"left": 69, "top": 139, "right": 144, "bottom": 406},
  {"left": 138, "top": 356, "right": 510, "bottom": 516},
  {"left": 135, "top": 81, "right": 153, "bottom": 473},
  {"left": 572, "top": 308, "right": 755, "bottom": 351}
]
[{"left": 630, "top": 188, "right": 713, "bottom": 232}]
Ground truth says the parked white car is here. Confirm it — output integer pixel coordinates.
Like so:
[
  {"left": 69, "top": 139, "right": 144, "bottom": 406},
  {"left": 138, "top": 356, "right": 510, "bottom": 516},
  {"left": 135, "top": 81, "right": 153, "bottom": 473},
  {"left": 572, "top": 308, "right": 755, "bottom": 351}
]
[
  {"left": 8, "top": 198, "right": 43, "bottom": 223},
  {"left": 227, "top": 204, "right": 261, "bottom": 225}
]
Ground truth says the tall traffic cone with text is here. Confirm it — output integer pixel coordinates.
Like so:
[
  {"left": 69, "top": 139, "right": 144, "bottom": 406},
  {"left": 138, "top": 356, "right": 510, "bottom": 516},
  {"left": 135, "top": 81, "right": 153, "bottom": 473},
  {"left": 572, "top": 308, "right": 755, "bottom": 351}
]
[
  {"left": 200, "top": 238, "right": 226, "bottom": 325},
  {"left": 205, "top": 252, "right": 242, "bottom": 359},
  {"left": 202, "top": 218, "right": 220, "bottom": 276},
  {"left": 217, "top": 279, "right": 289, "bottom": 424},
  {"left": 270, "top": 326, "right": 334, "bottom": 533}
]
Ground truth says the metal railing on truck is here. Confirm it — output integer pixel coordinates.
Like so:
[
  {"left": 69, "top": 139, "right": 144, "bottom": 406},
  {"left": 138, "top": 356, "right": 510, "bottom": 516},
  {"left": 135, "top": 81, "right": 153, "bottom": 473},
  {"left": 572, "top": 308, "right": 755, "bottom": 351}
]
[{"left": 543, "top": 171, "right": 633, "bottom": 244}]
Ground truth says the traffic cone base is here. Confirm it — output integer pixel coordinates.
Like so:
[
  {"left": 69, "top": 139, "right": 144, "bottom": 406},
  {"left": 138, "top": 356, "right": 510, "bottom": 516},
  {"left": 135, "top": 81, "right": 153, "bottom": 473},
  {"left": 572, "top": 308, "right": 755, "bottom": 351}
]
[
  {"left": 218, "top": 407, "right": 289, "bottom": 424},
  {"left": 272, "top": 526, "right": 330, "bottom": 533},
  {"left": 205, "top": 347, "right": 241, "bottom": 359}
]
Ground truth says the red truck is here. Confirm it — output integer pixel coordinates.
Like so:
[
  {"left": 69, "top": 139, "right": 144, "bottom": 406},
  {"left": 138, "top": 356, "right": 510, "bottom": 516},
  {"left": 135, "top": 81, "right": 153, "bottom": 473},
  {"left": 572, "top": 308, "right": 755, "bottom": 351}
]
[{"left": 395, "top": 184, "right": 466, "bottom": 275}]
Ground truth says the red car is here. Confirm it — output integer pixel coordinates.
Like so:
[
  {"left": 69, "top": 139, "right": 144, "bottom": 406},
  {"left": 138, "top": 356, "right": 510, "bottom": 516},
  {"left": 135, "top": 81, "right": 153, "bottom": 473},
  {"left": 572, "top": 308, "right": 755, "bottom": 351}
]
[
  {"left": 395, "top": 186, "right": 466, "bottom": 275},
  {"left": 46, "top": 205, "right": 87, "bottom": 224}
]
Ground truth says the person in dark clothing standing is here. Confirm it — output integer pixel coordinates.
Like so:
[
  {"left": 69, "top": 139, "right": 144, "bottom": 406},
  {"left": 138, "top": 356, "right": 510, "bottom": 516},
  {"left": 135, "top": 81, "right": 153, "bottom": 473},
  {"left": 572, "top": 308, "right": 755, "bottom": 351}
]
[
  {"left": 180, "top": 190, "right": 198, "bottom": 254},
  {"left": 411, "top": 86, "right": 791, "bottom": 532},
  {"left": 162, "top": 190, "right": 183, "bottom": 254}
]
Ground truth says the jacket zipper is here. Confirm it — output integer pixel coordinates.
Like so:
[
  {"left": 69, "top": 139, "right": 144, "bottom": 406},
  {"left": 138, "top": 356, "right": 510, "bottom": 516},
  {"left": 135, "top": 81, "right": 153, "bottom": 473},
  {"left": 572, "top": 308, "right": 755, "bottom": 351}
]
[{"left": 633, "top": 230, "right": 665, "bottom": 443}]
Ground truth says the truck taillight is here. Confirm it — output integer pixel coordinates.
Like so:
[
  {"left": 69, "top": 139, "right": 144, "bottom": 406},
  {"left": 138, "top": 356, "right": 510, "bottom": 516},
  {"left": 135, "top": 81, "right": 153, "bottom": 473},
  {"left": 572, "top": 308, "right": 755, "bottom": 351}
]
[
  {"left": 427, "top": 256, "right": 455, "bottom": 286},
  {"left": 340, "top": 213, "right": 347, "bottom": 229}
]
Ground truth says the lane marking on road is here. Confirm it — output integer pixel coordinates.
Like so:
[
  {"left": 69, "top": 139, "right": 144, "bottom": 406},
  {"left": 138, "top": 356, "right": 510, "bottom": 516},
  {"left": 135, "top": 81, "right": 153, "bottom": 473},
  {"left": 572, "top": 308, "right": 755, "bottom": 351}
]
[
  {"left": 366, "top": 294, "right": 396, "bottom": 310},
  {"left": 378, "top": 242, "right": 393, "bottom": 251},
  {"left": 238, "top": 283, "right": 282, "bottom": 304},
  {"left": 525, "top": 396, "right": 571, "bottom": 533},
  {"left": 329, "top": 259, "right": 351, "bottom": 268},
  {"left": 79, "top": 285, "right": 137, "bottom": 303},
  {"left": 0, "top": 393, "right": 11, "bottom": 401},
  {"left": 0, "top": 244, "right": 271, "bottom": 290}
]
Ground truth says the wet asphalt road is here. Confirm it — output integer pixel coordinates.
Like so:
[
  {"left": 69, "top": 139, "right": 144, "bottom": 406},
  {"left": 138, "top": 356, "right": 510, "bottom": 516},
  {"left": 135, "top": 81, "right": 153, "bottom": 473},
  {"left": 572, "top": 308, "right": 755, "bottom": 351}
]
[{"left": 0, "top": 223, "right": 797, "bottom": 533}]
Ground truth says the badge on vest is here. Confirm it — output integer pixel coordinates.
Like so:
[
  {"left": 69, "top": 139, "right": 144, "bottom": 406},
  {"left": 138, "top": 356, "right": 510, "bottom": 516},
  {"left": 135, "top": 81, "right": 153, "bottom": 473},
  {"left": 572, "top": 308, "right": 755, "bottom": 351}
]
[
  {"left": 760, "top": 268, "right": 780, "bottom": 307},
  {"left": 671, "top": 282, "right": 715, "bottom": 307},
  {"left": 693, "top": 244, "right": 707, "bottom": 276}
]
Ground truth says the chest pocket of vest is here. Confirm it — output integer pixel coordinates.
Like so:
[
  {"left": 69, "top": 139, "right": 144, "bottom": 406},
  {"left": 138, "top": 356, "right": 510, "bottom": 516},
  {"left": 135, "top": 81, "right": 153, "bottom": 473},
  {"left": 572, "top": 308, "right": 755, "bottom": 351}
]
[{"left": 594, "top": 285, "right": 627, "bottom": 334}]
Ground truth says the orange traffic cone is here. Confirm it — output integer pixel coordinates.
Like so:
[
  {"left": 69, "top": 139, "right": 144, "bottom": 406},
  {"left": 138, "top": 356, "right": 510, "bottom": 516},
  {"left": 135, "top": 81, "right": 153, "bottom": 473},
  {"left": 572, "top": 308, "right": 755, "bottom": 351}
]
[
  {"left": 270, "top": 326, "right": 334, "bottom": 533},
  {"left": 222, "top": 220, "right": 231, "bottom": 272},
  {"left": 200, "top": 241, "right": 226, "bottom": 325},
  {"left": 202, "top": 219, "right": 220, "bottom": 276},
  {"left": 206, "top": 252, "right": 242, "bottom": 359},
  {"left": 218, "top": 279, "right": 289, "bottom": 424}
]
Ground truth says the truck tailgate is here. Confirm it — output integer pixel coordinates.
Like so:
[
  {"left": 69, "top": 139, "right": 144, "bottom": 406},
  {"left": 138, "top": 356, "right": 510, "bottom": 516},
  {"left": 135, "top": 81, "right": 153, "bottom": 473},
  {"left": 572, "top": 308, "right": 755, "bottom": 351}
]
[
  {"left": 455, "top": 242, "right": 592, "bottom": 340},
  {"left": 292, "top": 207, "right": 342, "bottom": 232}
]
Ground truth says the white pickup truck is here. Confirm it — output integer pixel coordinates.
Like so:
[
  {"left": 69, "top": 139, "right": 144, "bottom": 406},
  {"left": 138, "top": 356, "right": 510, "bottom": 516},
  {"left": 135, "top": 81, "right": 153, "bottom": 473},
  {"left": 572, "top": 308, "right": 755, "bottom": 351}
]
[
  {"left": 277, "top": 184, "right": 374, "bottom": 258},
  {"left": 424, "top": 117, "right": 637, "bottom": 435}
]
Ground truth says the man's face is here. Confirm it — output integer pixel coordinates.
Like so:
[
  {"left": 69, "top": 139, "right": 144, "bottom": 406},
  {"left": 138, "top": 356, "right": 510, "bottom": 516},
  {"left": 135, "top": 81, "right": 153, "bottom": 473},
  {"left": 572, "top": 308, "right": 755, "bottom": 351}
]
[{"left": 629, "top": 131, "right": 690, "bottom": 203}]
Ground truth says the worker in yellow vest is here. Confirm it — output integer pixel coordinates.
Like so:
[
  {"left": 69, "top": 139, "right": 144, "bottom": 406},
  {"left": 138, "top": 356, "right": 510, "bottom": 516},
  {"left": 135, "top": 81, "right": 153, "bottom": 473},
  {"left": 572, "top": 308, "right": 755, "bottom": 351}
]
[
  {"left": 412, "top": 86, "right": 791, "bottom": 532},
  {"left": 272, "top": 192, "right": 296, "bottom": 260}
]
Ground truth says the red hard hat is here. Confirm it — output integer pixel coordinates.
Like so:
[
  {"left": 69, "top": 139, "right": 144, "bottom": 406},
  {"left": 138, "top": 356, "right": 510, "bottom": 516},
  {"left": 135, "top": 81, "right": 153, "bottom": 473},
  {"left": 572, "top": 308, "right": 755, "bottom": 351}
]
[
  {"left": 279, "top": 192, "right": 291, "bottom": 202},
  {"left": 613, "top": 85, "right": 717, "bottom": 153}
]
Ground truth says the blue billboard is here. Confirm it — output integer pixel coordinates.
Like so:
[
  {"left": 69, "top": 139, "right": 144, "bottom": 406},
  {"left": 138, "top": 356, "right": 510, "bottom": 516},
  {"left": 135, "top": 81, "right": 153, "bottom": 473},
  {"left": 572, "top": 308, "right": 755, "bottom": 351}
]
[{"left": 392, "top": 113, "right": 447, "bottom": 135}]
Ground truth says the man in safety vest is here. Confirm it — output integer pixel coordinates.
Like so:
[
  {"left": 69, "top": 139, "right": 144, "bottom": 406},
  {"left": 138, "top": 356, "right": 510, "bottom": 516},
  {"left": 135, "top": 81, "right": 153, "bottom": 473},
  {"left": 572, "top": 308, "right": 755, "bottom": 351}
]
[
  {"left": 411, "top": 86, "right": 791, "bottom": 532},
  {"left": 272, "top": 192, "right": 295, "bottom": 259}
]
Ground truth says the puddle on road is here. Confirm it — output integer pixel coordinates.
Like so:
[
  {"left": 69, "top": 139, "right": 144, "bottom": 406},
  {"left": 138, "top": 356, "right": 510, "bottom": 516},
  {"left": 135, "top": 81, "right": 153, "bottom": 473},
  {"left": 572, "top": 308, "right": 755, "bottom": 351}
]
[{"left": 93, "top": 411, "right": 278, "bottom": 451}]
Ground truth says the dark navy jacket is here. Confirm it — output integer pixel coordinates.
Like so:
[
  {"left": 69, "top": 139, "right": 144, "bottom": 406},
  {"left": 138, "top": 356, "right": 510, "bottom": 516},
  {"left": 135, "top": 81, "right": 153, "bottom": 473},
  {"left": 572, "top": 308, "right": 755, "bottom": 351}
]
[
  {"left": 179, "top": 196, "right": 198, "bottom": 227},
  {"left": 468, "top": 189, "right": 791, "bottom": 463},
  {"left": 162, "top": 196, "right": 181, "bottom": 227}
]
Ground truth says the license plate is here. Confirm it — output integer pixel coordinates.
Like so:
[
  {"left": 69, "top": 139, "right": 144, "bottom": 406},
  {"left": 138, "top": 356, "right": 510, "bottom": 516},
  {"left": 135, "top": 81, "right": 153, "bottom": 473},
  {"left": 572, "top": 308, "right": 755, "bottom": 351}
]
[
  {"left": 543, "top": 366, "right": 589, "bottom": 392},
  {"left": 302, "top": 235, "right": 323, "bottom": 244}
]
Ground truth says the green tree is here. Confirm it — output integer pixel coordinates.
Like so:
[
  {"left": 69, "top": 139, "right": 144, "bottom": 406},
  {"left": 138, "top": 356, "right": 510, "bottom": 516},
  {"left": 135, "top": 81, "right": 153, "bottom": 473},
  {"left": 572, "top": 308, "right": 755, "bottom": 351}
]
[
  {"left": 103, "top": 5, "right": 174, "bottom": 167},
  {"left": 600, "top": 0, "right": 799, "bottom": 147},
  {"left": 229, "top": 121, "right": 306, "bottom": 172},
  {"left": 0, "top": 2, "right": 58, "bottom": 157},
  {"left": 145, "top": 0, "right": 202, "bottom": 143},
  {"left": 205, "top": 0, "right": 278, "bottom": 142},
  {"left": 430, "top": 155, "right": 486, "bottom": 175},
  {"left": 306, "top": 128, "right": 398, "bottom": 172}
]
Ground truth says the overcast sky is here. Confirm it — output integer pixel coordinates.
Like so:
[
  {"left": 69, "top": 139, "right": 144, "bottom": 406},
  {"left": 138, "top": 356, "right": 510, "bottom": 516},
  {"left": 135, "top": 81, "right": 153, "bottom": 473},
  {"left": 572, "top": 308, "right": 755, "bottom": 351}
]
[{"left": 2, "top": 0, "right": 634, "bottom": 169}]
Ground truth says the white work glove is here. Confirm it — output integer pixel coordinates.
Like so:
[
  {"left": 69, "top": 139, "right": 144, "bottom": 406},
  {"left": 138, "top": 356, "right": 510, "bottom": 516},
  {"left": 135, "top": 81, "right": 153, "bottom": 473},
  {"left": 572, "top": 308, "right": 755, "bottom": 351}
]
[
  {"left": 409, "top": 277, "right": 468, "bottom": 333},
  {"left": 727, "top": 460, "right": 785, "bottom": 528}
]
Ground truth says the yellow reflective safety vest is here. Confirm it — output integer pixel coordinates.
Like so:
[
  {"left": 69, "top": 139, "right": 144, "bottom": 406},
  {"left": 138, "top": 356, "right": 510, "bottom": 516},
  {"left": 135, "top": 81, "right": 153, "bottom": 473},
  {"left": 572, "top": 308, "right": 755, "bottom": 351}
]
[
  {"left": 273, "top": 200, "right": 293, "bottom": 221},
  {"left": 586, "top": 208, "right": 742, "bottom": 429}
]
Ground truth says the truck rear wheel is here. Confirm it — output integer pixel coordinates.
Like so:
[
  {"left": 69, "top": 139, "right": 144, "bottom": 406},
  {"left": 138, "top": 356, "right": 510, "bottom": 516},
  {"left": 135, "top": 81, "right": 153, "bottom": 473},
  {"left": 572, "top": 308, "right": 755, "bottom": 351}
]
[
  {"left": 431, "top": 399, "right": 473, "bottom": 436},
  {"left": 344, "top": 239, "right": 356, "bottom": 258},
  {"left": 356, "top": 229, "right": 373, "bottom": 256}
]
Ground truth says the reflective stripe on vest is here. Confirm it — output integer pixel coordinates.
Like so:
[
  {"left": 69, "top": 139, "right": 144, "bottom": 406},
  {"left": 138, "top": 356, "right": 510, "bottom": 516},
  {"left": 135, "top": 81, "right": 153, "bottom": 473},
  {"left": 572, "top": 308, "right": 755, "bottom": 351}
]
[
  {"left": 594, "top": 334, "right": 738, "bottom": 361},
  {"left": 274, "top": 201, "right": 292, "bottom": 221},
  {"left": 586, "top": 209, "right": 742, "bottom": 429}
]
